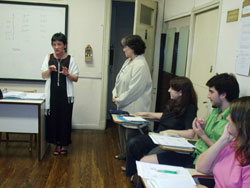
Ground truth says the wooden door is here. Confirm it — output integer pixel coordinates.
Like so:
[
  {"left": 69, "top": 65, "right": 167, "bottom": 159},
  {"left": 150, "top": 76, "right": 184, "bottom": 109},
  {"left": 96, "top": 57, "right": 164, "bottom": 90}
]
[
  {"left": 133, "top": 0, "right": 157, "bottom": 74},
  {"left": 189, "top": 8, "right": 219, "bottom": 118}
]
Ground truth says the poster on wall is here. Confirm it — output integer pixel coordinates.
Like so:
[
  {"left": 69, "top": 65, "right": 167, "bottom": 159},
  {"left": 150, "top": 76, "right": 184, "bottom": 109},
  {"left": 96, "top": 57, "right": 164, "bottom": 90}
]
[{"left": 236, "top": 0, "right": 250, "bottom": 76}]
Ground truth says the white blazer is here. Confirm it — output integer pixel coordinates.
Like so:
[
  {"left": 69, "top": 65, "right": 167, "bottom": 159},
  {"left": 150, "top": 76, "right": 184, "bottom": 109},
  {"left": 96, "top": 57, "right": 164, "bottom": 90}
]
[{"left": 112, "top": 55, "right": 152, "bottom": 114}]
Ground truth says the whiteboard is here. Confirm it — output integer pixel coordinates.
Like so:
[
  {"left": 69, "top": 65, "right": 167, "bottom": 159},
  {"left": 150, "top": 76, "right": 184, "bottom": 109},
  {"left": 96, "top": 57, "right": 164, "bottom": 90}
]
[{"left": 0, "top": 2, "right": 68, "bottom": 81}]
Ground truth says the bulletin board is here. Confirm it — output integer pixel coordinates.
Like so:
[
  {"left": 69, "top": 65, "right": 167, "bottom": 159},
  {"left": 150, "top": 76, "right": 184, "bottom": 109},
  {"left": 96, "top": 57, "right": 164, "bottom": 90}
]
[{"left": 0, "top": 1, "right": 68, "bottom": 81}]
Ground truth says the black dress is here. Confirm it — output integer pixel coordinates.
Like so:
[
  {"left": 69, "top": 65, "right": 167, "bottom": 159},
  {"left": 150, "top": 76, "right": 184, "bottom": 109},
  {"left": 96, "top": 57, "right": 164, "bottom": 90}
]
[{"left": 45, "top": 54, "right": 73, "bottom": 146}]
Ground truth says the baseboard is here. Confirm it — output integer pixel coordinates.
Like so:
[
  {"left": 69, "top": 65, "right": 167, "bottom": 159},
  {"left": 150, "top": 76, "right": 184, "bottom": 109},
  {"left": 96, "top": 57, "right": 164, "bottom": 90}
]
[{"left": 72, "top": 123, "right": 105, "bottom": 130}]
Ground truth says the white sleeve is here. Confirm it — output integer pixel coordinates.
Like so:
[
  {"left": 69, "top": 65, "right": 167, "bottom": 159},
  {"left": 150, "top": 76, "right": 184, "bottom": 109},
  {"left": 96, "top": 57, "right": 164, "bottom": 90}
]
[
  {"left": 116, "top": 61, "right": 150, "bottom": 107},
  {"left": 69, "top": 56, "right": 79, "bottom": 76},
  {"left": 41, "top": 55, "right": 49, "bottom": 72}
]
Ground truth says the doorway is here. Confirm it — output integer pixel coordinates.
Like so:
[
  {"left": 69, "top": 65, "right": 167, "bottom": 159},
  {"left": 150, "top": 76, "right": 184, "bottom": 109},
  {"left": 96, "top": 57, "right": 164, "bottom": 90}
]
[{"left": 106, "top": 1, "right": 135, "bottom": 119}]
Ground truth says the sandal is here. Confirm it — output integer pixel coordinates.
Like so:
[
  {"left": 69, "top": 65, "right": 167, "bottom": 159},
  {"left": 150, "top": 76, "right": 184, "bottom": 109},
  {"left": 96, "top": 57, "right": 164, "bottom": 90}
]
[
  {"left": 115, "top": 154, "right": 126, "bottom": 160},
  {"left": 121, "top": 166, "right": 126, "bottom": 172},
  {"left": 53, "top": 146, "right": 61, "bottom": 156},
  {"left": 60, "top": 146, "right": 68, "bottom": 155}
]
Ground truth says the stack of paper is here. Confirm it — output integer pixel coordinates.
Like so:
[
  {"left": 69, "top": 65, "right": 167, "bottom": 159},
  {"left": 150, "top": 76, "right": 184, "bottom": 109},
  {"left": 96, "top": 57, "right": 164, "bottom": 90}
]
[
  {"left": 117, "top": 115, "right": 149, "bottom": 124},
  {"left": 3, "top": 91, "right": 26, "bottom": 99},
  {"left": 3, "top": 91, "right": 45, "bottom": 100},
  {"left": 136, "top": 161, "right": 196, "bottom": 188},
  {"left": 149, "top": 134, "right": 195, "bottom": 149},
  {"left": 22, "top": 93, "right": 45, "bottom": 100}
]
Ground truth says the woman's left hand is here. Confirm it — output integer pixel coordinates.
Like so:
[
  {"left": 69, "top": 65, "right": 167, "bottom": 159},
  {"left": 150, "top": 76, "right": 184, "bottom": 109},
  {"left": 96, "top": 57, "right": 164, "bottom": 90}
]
[
  {"left": 220, "top": 124, "right": 234, "bottom": 143},
  {"left": 60, "top": 66, "right": 69, "bottom": 76}
]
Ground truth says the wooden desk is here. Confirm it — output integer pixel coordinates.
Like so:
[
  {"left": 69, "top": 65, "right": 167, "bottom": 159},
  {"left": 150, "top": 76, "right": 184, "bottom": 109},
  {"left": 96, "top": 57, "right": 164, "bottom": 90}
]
[
  {"left": 0, "top": 99, "right": 48, "bottom": 161},
  {"left": 111, "top": 114, "right": 152, "bottom": 134}
]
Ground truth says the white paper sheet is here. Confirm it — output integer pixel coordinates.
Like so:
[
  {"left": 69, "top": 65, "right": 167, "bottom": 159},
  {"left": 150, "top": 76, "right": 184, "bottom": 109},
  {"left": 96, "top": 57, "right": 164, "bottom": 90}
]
[
  {"left": 149, "top": 134, "right": 195, "bottom": 149},
  {"left": 236, "top": 51, "right": 250, "bottom": 76},
  {"left": 243, "top": 5, "right": 250, "bottom": 15},
  {"left": 122, "top": 116, "right": 148, "bottom": 122},
  {"left": 236, "top": 16, "right": 250, "bottom": 76},
  {"left": 136, "top": 161, "right": 196, "bottom": 188}
]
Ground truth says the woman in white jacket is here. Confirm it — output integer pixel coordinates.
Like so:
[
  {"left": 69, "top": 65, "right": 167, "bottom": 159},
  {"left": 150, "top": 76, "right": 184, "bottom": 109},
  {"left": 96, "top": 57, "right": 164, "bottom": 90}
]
[{"left": 112, "top": 35, "right": 152, "bottom": 160}]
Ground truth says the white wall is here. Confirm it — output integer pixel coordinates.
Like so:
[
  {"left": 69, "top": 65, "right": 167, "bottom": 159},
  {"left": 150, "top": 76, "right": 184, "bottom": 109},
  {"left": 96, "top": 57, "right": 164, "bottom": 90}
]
[
  {"left": 164, "top": 0, "right": 218, "bottom": 21},
  {"left": 0, "top": 0, "right": 110, "bottom": 129},
  {"left": 163, "top": 16, "right": 190, "bottom": 33},
  {"left": 194, "top": 0, "right": 214, "bottom": 7},
  {"left": 215, "top": 0, "right": 250, "bottom": 96},
  {"left": 164, "top": 0, "right": 194, "bottom": 21},
  {"left": 163, "top": 0, "right": 250, "bottom": 96}
]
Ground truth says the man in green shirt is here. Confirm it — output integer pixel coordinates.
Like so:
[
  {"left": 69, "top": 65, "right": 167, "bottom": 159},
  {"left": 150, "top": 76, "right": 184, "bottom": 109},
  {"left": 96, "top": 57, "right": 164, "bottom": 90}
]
[{"left": 140, "top": 73, "right": 239, "bottom": 168}]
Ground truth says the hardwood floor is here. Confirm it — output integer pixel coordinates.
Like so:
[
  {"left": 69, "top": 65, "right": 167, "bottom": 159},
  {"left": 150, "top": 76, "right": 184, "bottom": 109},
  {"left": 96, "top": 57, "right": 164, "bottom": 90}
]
[{"left": 0, "top": 122, "right": 136, "bottom": 188}]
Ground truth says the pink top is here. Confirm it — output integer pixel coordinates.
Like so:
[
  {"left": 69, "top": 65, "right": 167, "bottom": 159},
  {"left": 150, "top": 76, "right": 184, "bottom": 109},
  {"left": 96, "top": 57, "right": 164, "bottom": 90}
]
[{"left": 213, "top": 142, "right": 250, "bottom": 188}]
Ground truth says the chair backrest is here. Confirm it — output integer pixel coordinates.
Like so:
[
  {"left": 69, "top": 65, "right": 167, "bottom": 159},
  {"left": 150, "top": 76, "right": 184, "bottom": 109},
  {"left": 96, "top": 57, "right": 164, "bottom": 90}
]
[{"left": 192, "top": 175, "right": 215, "bottom": 187}]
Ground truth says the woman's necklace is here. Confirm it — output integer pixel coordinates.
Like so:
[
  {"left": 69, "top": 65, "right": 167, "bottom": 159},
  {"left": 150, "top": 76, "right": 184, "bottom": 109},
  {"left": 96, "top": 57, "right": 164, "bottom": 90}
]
[{"left": 55, "top": 54, "right": 63, "bottom": 87}]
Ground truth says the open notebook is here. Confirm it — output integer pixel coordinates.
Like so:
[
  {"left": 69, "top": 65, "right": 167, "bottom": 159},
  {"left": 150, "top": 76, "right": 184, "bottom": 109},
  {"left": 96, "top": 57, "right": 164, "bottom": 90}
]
[
  {"left": 149, "top": 133, "right": 195, "bottom": 150},
  {"left": 136, "top": 161, "right": 196, "bottom": 188}
]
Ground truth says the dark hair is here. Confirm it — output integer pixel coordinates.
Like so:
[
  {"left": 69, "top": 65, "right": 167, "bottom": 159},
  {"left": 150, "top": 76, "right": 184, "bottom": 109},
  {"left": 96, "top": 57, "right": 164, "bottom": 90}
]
[
  {"left": 51, "top": 32, "right": 67, "bottom": 45},
  {"left": 206, "top": 73, "right": 239, "bottom": 102},
  {"left": 168, "top": 76, "right": 198, "bottom": 117},
  {"left": 230, "top": 96, "right": 250, "bottom": 166},
  {"left": 120, "top": 35, "right": 146, "bottom": 55}
]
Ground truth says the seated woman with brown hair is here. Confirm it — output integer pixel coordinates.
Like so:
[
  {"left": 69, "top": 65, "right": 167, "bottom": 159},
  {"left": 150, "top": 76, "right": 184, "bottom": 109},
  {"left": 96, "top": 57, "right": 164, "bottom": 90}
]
[
  {"left": 125, "top": 76, "right": 198, "bottom": 177},
  {"left": 196, "top": 96, "right": 250, "bottom": 188}
]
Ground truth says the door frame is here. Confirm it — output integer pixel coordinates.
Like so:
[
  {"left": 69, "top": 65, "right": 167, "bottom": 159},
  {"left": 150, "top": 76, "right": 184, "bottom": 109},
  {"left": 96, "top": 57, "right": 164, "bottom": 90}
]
[
  {"left": 99, "top": 0, "right": 165, "bottom": 129},
  {"left": 185, "top": 0, "right": 221, "bottom": 78}
]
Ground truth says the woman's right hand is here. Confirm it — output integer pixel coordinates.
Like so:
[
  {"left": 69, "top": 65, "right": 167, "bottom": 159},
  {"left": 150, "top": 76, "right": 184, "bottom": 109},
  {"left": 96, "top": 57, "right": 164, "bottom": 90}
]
[
  {"left": 49, "top": 65, "right": 57, "bottom": 72},
  {"left": 112, "top": 97, "right": 117, "bottom": 104}
]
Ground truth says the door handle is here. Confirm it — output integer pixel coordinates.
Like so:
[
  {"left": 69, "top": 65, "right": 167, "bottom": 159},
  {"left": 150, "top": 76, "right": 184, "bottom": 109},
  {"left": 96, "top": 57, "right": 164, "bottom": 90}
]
[{"left": 210, "top": 66, "right": 213, "bottom": 73}]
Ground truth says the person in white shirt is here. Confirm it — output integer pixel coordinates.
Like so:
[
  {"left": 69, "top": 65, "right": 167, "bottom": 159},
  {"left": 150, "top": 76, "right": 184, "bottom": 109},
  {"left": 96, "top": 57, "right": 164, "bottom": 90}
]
[{"left": 112, "top": 35, "right": 152, "bottom": 160}]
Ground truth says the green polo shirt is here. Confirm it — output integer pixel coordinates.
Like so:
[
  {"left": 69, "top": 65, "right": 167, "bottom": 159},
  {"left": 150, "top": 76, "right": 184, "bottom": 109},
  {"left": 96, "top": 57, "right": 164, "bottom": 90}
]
[{"left": 193, "top": 107, "right": 230, "bottom": 164}]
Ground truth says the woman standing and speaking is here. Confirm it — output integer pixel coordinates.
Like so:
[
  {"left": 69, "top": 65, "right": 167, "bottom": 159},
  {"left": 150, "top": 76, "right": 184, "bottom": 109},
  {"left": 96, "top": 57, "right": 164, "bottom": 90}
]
[
  {"left": 112, "top": 35, "right": 152, "bottom": 160},
  {"left": 41, "top": 33, "right": 79, "bottom": 156}
]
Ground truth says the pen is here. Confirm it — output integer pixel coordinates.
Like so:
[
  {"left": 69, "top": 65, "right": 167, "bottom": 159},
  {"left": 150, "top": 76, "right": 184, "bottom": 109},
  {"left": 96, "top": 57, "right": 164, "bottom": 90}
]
[{"left": 157, "top": 170, "right": 178, "bottom": 174}]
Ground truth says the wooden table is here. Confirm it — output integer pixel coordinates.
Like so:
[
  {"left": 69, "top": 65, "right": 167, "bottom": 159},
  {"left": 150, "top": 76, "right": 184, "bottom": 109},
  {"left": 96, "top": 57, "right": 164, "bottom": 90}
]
[{"left": 0, "top": 99, "right": 48, "bottom": 161}]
